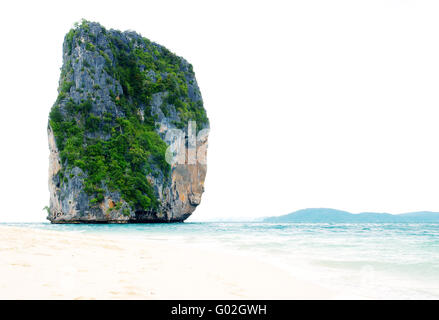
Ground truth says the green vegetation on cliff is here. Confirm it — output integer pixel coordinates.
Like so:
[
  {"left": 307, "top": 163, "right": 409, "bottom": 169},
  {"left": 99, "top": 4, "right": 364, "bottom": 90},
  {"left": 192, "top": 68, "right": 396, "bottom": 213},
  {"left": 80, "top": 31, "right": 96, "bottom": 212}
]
[
  {"left": 50, "top": 100, "right": 166, "bottom": 209},
  {"left": 49, "top": 20, "right": 207, "bottom": 212}
]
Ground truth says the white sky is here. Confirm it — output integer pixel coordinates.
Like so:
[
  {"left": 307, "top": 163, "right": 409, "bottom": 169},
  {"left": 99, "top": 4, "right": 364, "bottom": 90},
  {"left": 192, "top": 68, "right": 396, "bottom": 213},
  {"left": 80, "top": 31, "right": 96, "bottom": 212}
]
[{"left": 1, "top": 0, "right": 439, "bottom": 222}]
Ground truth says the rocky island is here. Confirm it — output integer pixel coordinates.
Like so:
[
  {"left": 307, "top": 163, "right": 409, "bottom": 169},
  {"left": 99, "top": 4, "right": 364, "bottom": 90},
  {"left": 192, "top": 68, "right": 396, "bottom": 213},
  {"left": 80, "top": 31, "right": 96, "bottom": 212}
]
[{"left": 47, "top": 20, "right": 209, "bottom": 223}]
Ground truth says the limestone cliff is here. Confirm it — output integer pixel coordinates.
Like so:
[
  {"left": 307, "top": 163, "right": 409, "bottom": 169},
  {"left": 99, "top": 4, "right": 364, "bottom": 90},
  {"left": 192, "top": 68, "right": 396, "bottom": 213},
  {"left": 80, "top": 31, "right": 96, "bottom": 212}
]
[{"left": 48, "top": 20, "right": 208, "bottom": 223}]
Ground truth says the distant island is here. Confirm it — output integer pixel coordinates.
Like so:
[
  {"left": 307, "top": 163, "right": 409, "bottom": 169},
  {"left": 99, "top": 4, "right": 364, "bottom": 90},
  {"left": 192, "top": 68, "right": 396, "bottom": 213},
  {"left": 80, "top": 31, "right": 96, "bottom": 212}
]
[{"left": 263, "top": 208, "right": 439, "bottom": 223}]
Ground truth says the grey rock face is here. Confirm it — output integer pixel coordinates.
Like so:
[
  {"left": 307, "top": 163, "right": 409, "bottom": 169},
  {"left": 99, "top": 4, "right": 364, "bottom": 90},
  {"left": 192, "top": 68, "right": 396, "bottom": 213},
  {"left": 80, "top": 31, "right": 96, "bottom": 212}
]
[{"left": 48, "top": 21, "right": 208, "bottom": 223}]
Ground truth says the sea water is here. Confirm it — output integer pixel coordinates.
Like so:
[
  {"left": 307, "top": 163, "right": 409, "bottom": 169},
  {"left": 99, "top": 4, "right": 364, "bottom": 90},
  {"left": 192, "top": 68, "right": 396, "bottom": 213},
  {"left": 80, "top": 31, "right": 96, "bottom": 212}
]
[{"left": 3, "top": 222, "right": 439, "bottom": 299}]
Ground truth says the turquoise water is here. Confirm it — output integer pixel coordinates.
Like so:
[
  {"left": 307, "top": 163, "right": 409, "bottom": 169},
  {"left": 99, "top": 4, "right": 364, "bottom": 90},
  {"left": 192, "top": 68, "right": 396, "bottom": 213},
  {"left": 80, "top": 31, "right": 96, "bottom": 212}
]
[{"left": 3, "top": 222, "right": 439, "bottom": 299}]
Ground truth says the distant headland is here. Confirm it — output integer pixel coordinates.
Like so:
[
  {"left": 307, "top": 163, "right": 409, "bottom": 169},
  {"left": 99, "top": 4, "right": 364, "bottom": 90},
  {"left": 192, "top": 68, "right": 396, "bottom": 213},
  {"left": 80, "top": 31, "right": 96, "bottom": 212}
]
[{"left": 263, "top": 208, "right": 439, "bottom": 223}]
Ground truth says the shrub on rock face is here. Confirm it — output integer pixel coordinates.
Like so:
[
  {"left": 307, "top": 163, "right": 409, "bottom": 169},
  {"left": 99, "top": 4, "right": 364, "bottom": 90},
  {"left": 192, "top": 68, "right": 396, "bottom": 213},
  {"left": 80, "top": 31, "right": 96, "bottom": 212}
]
[{"left": 47, "top": 20, "right": 209, "bottom": 223}]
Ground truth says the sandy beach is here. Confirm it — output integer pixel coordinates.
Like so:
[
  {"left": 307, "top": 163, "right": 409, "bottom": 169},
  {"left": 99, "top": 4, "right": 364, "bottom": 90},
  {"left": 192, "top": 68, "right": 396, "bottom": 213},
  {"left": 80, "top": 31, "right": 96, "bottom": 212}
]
[{"left": 0, "top": 226, "right": 332, "bottom": 300}]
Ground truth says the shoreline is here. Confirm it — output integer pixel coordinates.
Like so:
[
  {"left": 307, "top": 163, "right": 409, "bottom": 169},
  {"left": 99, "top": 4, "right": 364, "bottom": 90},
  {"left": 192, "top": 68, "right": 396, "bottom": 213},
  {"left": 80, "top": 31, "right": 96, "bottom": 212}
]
[{"left": 0, "top": 226, "right": 333, "bottom": 299}]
